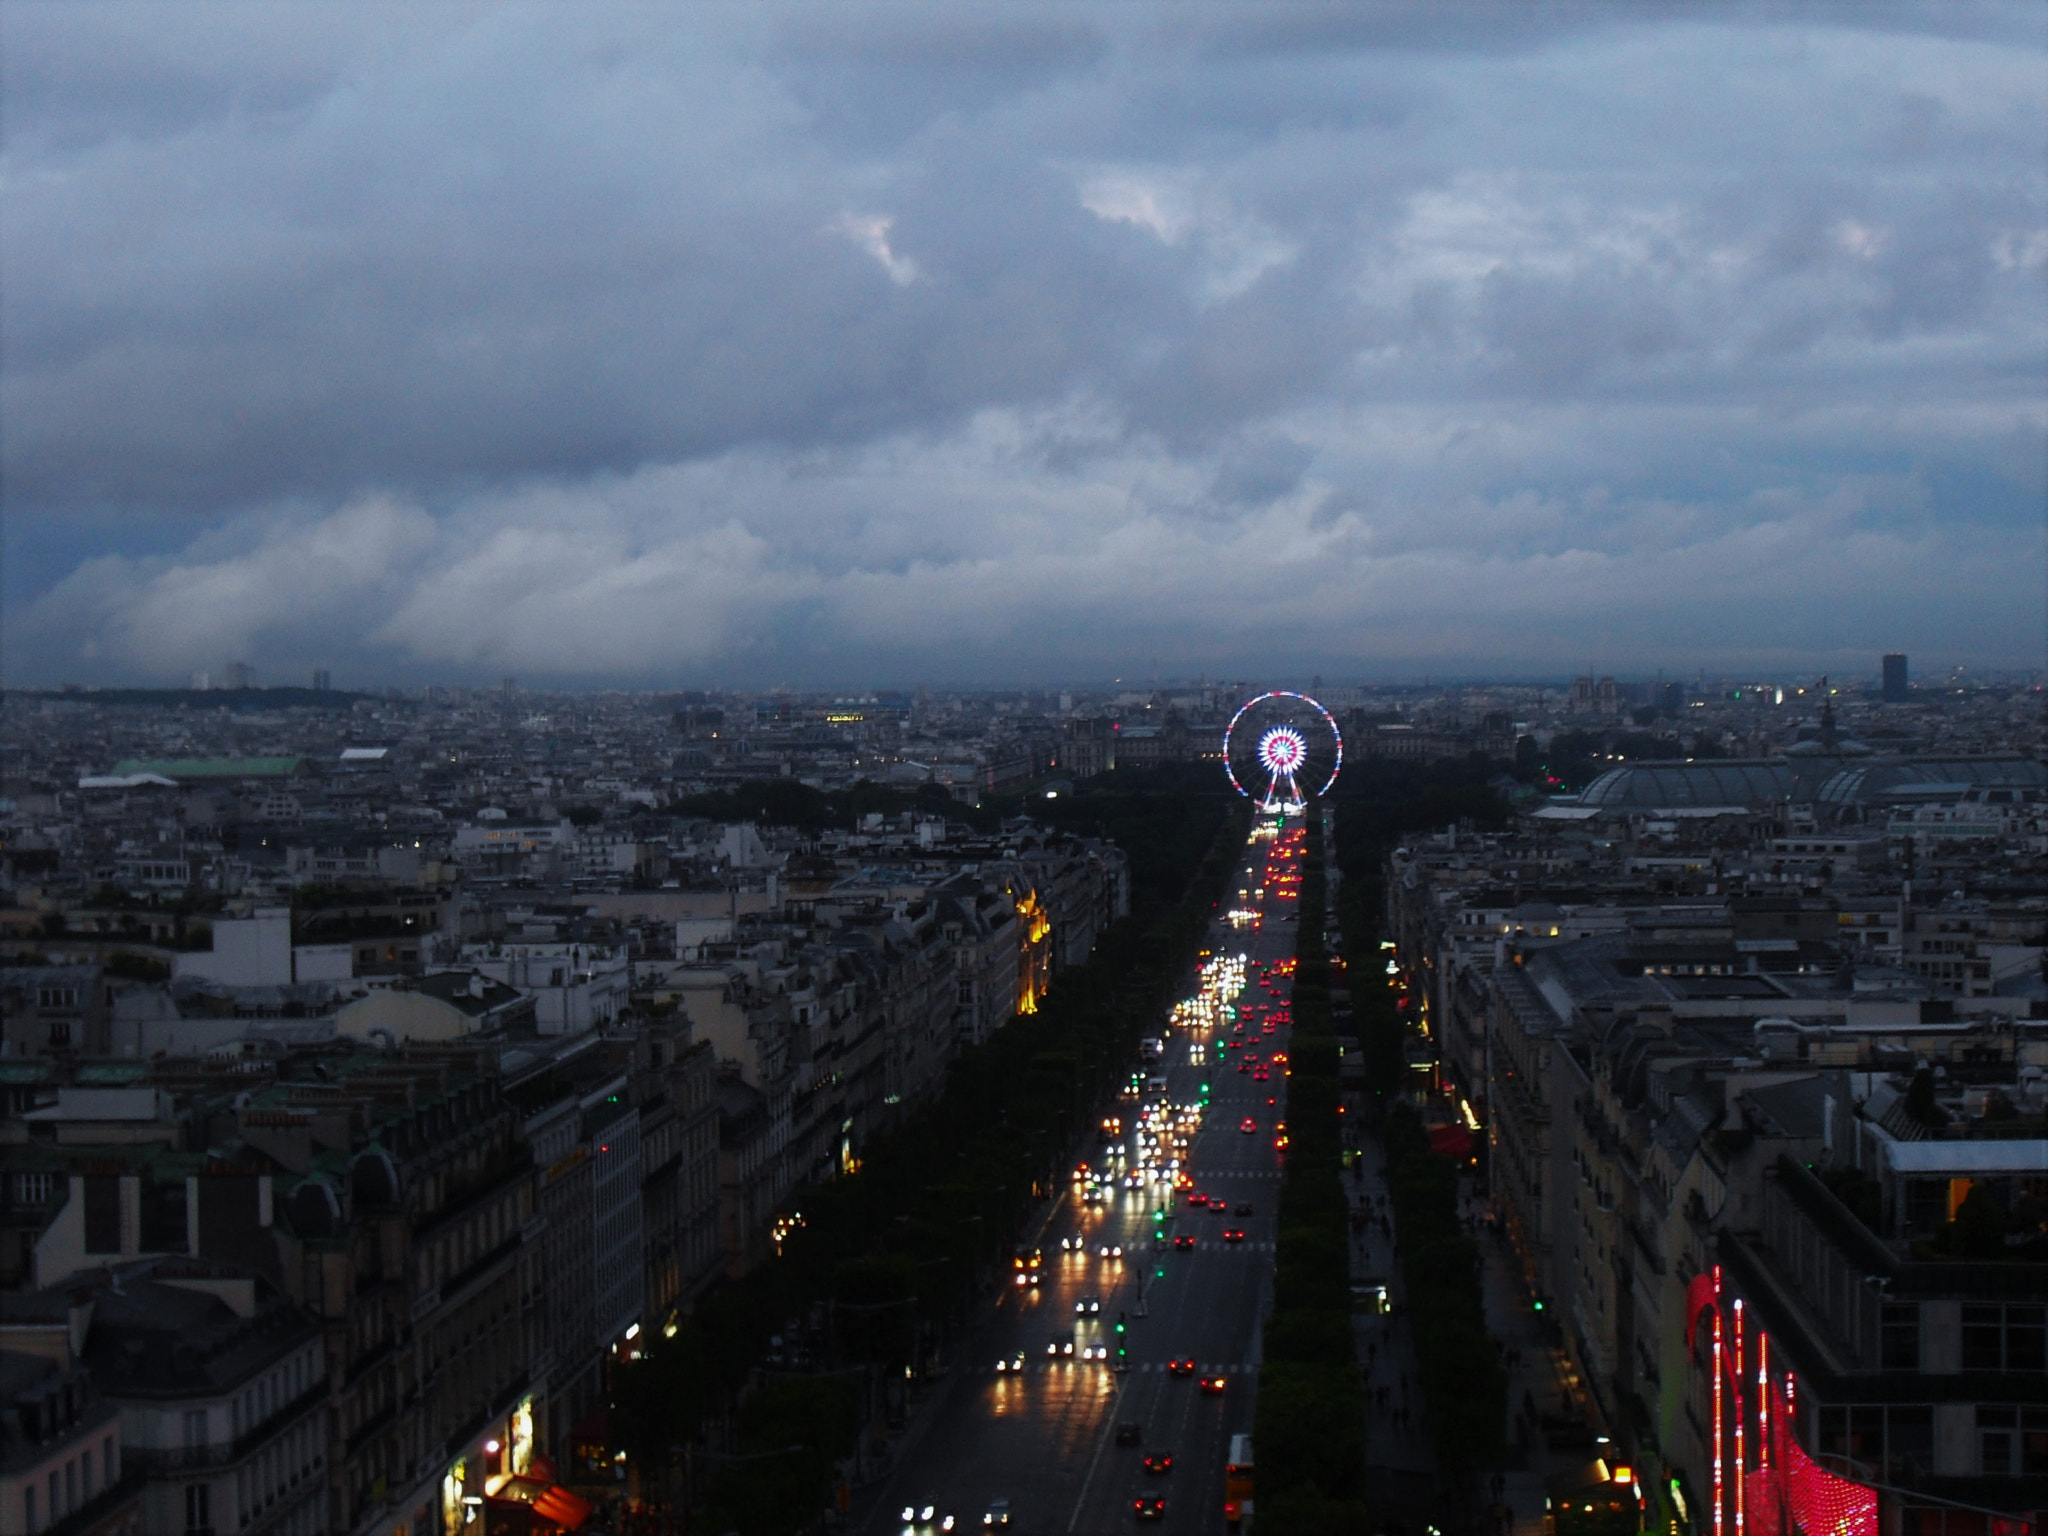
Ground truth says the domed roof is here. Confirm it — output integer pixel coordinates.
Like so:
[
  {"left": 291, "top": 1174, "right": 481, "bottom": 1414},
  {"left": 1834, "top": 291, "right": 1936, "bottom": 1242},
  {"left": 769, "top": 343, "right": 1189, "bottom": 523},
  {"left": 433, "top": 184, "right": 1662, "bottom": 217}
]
[{"left": 1577, "top": 760, "right": 1805, "bottom": 809}]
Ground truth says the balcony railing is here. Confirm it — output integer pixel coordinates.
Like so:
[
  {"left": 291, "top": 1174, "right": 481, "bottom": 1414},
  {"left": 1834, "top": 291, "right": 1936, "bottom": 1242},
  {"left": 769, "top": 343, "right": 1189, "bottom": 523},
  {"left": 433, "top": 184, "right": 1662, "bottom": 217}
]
[
  {"left": 46, "top": 1469, "right": 145, "bottom": 1536},
  {"left": 343, "top": 1399, "right": 400, "bottom": 1457},
  {"left": 125, "top": 1381, "right": 328, "bottom": 1473}
]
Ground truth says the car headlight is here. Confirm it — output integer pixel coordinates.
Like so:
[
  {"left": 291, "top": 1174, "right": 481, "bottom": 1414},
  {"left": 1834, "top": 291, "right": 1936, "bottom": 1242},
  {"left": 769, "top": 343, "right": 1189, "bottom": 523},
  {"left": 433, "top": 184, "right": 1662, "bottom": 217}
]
[
  {"left": 902, "top": 1508, "right": 916, "bottom": 1523},
  {"left": 921, "top": 1505, "right": 936, "bottom": 1522}
]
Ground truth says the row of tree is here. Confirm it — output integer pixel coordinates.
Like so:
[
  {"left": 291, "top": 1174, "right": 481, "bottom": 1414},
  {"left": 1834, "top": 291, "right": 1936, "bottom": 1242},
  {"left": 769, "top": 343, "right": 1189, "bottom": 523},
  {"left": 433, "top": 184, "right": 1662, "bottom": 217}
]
[
  {"left": 1329, "top": 762, "right": 1511, "bottom": 1480},
  {"left": 1382, "top": 1103, "right": 1507, "bottom": 1472},
  {"left": 609, "top": 767, "right": 1250, "bottom": 1534},
  {"left": 1332, "top": 756, "right": 1512, "bottom": 1101},
  {"left": 1254, "top": 806, "right": 1371, "bottom": 1535}
]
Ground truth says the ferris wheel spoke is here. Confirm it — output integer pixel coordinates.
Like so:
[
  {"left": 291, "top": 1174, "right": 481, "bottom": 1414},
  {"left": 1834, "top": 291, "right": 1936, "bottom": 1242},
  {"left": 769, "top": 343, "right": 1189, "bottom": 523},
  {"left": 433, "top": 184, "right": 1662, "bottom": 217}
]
[{"left": 1221, "top": 689, "right": 1344, "bottom": 810}]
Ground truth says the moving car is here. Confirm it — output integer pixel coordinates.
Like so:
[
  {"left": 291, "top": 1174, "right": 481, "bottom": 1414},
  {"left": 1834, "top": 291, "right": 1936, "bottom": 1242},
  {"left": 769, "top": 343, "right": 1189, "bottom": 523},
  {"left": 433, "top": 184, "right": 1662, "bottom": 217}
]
[
  {"left": 1143, "top": 1451, "right": 1175, "bottom": 1474},
  {"left": 1200, "top": 1374, "right": 1227, "bottom": 1395},
  {"left": 1221, "top": 1229, "right": 1245, "bottom": 1243},
  {"left": 1133, "top": 1497, "right": 1167, "bottom": 1521},
  {"left": 1239, "top": 1117, "right": 1258, "bottom": 1134},
  {"left": 995, "top": 1349, "right": 1027, "bottom": 1373},
  {"left": 1166, "top": 1357, "right": 1196, "bottom": 1376},
  {"left": 1075, "top": 1296, "right": 1102, "bottom": 1315},
  {"left": 1172, "top": 1234, "right": 1196, "bottom": 1250},
  {"left": 981, "top": 1498, "right": 1011, "bottom": 1529}
]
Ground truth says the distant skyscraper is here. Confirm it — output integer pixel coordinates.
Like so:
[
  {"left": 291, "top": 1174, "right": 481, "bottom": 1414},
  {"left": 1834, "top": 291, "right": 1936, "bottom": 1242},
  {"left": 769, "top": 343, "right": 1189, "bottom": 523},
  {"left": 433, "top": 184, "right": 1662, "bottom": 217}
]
[
  {"left": 1882, "top": 653, "right": 1909, "bottom": 703},
  {"left": 189, "top": 670, "right": 211, "bottom": 691},
  {"left": 312, "top": 668, "right": 332, "bottom": 691},
  {"left": 224, "top": 660, "right": 251, "bottom": 690}
]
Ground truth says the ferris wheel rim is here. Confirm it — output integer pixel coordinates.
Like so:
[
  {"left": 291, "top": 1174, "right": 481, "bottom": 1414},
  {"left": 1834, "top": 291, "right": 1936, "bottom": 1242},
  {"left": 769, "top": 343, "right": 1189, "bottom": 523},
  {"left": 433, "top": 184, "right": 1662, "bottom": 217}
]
[{"left": 1221, "top": 690, "right": 1343, "bottom": 800}]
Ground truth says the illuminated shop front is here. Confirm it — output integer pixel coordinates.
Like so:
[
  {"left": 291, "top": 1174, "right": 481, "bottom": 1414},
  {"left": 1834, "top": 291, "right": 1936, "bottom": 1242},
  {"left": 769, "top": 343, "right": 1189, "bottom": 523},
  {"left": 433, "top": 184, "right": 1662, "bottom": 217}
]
[
  {"left": 1689, "top": 1267, "right": 1883, "bottom": 1536},
  {"left": 432, "top": 1394, "right": 592, "bottom": 1534}
]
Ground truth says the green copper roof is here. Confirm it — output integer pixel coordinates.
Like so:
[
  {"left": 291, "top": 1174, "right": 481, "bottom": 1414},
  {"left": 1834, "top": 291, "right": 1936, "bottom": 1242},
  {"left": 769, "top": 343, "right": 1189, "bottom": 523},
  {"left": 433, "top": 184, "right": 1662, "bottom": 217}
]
[{"left": 110, "top": 756, "right": 301, "bottom": 780}]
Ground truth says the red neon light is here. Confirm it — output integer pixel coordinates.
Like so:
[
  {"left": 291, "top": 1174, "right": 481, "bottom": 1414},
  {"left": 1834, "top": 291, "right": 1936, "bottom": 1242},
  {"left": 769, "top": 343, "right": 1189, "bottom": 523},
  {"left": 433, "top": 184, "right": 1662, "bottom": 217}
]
[
  {"left": 1687, "top": 1269, "right": 1719, "bottom": 1338},
  {"left": 1734, "top": 1300, "right": 1746, "bottom": 1536},
  {"left": 1784, "top": 1434, "right": 1877, "bottom": 1536},
  {"left": 1713, "top": 1308, "right": 1725, "bottom": 1536},
  {"left": 1757, "top": 1332, "right": 1775, "bottom": 1536},
  {"left": 1758, "top": 1332, "right": 1770, "bottom": 1472},
  {"left": 1698, "top": 1277, "right": 1880, "bottom": 1536}
]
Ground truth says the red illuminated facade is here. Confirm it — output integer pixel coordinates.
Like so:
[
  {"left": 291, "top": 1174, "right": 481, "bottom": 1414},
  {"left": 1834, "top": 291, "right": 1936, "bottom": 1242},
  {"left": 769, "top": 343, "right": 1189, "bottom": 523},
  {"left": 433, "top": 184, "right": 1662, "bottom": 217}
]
[{"left": 1691, "top": 1267, "right": 1881, "bottom": 1536}]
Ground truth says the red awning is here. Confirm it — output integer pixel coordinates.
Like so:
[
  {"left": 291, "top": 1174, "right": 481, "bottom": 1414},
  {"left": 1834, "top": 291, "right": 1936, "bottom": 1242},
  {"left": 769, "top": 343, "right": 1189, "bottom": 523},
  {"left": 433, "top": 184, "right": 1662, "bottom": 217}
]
[
  {"left": 533, "top": 1486, "right": 594, "bottom": 1529},
  {"left": 1427, "top": 1124, "right": 1474, "bottom": 1160},
  {"left": 486, "top": 1478, "right": 594, "bottom": 1532}
]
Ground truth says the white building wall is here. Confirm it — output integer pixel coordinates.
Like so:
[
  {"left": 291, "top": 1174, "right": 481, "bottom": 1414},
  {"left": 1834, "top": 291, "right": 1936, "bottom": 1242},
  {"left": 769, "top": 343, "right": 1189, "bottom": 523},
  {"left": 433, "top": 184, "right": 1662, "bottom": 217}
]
[{"left": 174, "top": 908, "right": 293, "bottom": 986}]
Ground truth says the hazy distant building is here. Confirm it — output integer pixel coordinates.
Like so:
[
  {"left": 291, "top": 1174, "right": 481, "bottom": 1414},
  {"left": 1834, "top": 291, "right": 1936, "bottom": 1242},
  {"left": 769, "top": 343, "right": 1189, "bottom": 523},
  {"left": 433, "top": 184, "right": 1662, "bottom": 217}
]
[
  {"left": 223, "top": 661, "right": 251, "bottom": 690},
  {"left": 1882, "top": 652, "right": 1909, "bottom": 703},
  {"left": 1568, "top": 675, "right": 1624, "bottom": 719},
  {"left": 312, "top": 667, "right": 331, "bottom": 691}
]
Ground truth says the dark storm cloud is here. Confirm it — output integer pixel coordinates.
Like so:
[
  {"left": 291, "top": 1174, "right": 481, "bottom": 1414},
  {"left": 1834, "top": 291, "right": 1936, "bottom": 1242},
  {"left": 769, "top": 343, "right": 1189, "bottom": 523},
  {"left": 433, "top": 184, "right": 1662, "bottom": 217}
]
[{"left": 3, "top": 1, "right": 2043, "bottom": 685}]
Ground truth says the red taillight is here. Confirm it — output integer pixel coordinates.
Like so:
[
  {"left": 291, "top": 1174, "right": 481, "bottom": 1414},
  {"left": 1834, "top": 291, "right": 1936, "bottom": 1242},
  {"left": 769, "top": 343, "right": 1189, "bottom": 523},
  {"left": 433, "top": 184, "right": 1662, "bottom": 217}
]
[{"left": 1225, "top": 1503, "right": 1240, "bottom": 1518}]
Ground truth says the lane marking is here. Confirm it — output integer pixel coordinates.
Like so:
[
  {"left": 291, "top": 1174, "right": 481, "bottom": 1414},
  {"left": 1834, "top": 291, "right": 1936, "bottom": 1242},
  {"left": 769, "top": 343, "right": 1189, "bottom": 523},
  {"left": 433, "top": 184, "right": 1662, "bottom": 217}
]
[{"left": 1064, "top": 1350, "right": 1129, "bottom": 1530}]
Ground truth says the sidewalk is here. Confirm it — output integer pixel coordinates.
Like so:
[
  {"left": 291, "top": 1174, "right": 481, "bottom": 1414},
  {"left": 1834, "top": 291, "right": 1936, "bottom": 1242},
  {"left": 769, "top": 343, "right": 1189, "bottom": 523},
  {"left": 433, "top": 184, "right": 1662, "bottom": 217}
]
[
  {"left": 1465, "top": 1179, "right": 1601, "bottom": 1536},
  {"left": 1347, "top": 1132, "right": 1443, "bottom": 1534}
]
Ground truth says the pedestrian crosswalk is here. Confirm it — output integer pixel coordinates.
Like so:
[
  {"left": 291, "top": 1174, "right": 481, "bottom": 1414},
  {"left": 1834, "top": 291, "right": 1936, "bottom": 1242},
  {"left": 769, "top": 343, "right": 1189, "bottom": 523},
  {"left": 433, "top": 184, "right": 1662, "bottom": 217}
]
[{"left": 972, "top": 1360, "right": 1258, "bottom": 1377}]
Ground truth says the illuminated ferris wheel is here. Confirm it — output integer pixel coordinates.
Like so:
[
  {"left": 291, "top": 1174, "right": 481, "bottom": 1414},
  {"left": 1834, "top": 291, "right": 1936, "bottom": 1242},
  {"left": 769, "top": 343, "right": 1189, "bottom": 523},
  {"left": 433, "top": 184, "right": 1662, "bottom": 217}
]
[{"left": 1223, "top": 692, "right": 1343, "bottom": 814}]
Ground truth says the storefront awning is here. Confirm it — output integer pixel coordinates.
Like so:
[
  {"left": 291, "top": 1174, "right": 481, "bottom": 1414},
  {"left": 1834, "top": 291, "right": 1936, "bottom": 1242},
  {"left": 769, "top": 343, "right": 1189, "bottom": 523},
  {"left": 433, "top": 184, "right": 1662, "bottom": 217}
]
[{"left": 487, "top": 1476, "right": 594, "bottom": 1532}]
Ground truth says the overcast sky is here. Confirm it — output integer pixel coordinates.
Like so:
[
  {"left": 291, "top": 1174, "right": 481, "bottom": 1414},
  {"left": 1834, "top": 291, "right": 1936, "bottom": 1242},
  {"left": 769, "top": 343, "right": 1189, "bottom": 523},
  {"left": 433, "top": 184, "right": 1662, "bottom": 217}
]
[{"left": 4, "top": 2, "right": 2044, "bottom": 689}]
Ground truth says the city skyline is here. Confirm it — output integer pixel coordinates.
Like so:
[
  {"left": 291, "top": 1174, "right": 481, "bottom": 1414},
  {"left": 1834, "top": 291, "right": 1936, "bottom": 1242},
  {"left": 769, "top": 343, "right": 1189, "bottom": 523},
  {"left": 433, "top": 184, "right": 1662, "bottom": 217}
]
[{"left": 4, "top": 3, "right": 2045, "bottom": 687}]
